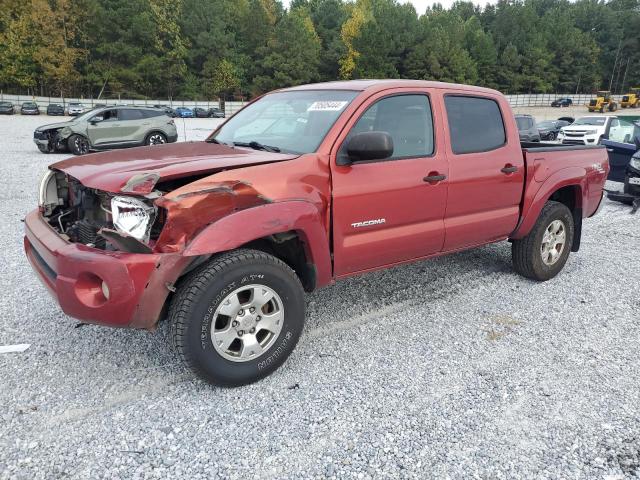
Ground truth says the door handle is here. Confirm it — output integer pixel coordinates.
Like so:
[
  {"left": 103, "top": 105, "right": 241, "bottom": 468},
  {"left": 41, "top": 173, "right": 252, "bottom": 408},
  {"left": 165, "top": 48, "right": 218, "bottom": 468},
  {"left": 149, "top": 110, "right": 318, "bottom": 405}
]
[
  {"left": 501, "top": 165, "right": 518, "bottom": 174},
  {"left": 423, "top": 173, "right": 447, "bottom": 183}
]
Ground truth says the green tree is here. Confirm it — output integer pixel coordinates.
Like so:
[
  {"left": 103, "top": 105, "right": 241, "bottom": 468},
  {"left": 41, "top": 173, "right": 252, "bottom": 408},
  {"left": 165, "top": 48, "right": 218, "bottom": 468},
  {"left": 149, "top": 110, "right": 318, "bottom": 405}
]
[{"left": 252, "top": 7, "right": 321, "bottom": 93}]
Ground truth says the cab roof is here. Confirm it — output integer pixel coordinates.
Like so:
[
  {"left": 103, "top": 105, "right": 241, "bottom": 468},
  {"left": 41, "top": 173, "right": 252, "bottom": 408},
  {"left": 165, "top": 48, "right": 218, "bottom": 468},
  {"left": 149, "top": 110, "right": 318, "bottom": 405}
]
[{"left": 280, "top": 79, "right": 501, "bottom": 96}]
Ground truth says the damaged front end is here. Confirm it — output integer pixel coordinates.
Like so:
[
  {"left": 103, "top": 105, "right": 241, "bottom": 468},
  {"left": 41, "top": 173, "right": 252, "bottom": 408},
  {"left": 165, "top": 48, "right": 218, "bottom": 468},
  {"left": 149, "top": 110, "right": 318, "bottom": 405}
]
[
  {"left": 39, "top": 170, "right": 162, "bottom": 253},
  {"left": 33, "top": 127, "right": 70, "bottom": 153},
  {"left": 38, "top": 169, "right": 270, "bottom": 255}
]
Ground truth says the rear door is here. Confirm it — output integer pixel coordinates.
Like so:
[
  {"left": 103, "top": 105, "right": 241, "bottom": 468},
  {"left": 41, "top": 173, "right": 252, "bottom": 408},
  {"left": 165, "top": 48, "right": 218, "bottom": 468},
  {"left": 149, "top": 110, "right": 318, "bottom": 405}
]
[
  {"left": 442, "top": 94, "right": 524, "bottom": 251},
  {"left": 331, "top": 89, "right": 449, "bottom": 276},
  {"left": 118, "top": 108, "right": 147, "bottom": 143}
]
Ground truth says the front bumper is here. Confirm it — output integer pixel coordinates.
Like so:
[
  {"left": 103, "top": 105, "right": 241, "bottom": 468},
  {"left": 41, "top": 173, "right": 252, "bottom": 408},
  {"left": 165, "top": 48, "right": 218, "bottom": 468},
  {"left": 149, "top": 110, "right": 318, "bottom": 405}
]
[
  {"left": 560, "top": 133, "right": 600, "bottom": 145},
  {"left": 24, "top": 209, "right": 190, "bottom": 329}
]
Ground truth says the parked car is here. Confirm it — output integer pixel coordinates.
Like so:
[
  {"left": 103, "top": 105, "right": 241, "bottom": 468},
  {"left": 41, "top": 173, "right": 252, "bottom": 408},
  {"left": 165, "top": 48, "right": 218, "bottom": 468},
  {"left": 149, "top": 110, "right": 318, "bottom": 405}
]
[
  {"left": 558, "top": 115, "right": 626, "bottom": 145},
  {"left": 21, "top": 102, "right": 40, "bottom": 115},
  {"left": 175, "top": 107, "right": 194, "bottom": 118},
  {"left": 153, "top": 105, "right": 177, "bottom": 117},
  {"left": 66, "top": 103, "right": 85, "bottom": 116},
  {"left": 0, "top": 101, "right": 15, "bottom": 114},
  {"left": 515, "top": 114, "right": 541, "bottom": 142},
  {"left": 46, "top": 104, "right": 65, "bottom": 116},
  {"left": 193, "top": 107, "right": 209, "bottom": 118},
  {"left": 605, "top": 137, "right": 640, "bottom": 206},
  {"left": 25, "top": 80, "right": 608, "bottom": 387},
  {"left": 551, "top": 98, "right": 573, "bottom": 107},
  {"left": 536, "top": 119, "right": 572, "bottom": 141},
  {"left": 33, "top": 106, "right": 178, "bottom": 155},
  {"left": 600, "top": 120, "right": 640, "bottom": 182},
  {"left": 208, "top": 107, "right": 225, "bottom": 118}
]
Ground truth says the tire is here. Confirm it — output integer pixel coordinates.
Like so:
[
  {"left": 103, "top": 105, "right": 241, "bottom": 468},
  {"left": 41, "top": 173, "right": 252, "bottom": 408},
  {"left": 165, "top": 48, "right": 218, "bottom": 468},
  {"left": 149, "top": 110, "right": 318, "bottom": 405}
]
[
  {"left": 548, "top": 132, "right": 556, "bottom": 141},
  {"left": 169, "top": 249, "right": 305, "bottom": 387},
  {"left": 512, "top": 201, "right": 574, "bottom": 281},
  {"left": 67, "top": 134, "right": 90, "bottom": 155},
  {"left": 145, "top": 131, "right": 167, "bottom": 146}
]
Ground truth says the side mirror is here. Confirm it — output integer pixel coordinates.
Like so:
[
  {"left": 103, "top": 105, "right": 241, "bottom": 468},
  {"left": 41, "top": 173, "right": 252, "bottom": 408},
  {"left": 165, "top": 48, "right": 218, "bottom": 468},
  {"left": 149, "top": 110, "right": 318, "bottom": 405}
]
[{"left": 337, "top": 131, "right": 394, "bottom": 166}]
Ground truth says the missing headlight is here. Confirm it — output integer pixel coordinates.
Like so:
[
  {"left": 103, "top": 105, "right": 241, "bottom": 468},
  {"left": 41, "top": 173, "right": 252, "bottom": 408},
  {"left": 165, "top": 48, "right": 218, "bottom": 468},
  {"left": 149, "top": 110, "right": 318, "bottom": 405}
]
[{"left": 111, "top": 196, "right": 157, "bottom": 242}]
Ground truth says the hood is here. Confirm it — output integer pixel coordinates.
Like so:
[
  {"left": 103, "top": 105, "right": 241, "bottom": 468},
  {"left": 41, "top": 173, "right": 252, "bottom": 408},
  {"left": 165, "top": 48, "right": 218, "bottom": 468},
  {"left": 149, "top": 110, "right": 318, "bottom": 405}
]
[
  {"left": 51, "top": 141, "right": 299, "bottom": 194},
  {"left": 36, "top": 120, "right": 76, "bottom": 131},
  {"left": 562, "top": 124, "right": 602, "bottom": 132}
]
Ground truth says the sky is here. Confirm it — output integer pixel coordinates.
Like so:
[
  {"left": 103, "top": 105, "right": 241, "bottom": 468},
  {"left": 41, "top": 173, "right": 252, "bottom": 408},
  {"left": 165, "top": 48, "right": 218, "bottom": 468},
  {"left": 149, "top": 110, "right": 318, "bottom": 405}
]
[{"left": 283, "top": 0, "right": 496, "bottom": 12}]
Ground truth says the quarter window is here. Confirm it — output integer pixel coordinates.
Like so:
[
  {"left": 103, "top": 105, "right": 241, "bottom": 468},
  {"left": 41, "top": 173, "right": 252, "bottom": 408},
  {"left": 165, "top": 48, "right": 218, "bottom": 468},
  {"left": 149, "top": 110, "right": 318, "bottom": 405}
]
[
  {"left": 445, "top": 96, "right": 506, "bottom": 154},
  {"left": 346, "top": 95, "right": 434, "bottom": 159}
]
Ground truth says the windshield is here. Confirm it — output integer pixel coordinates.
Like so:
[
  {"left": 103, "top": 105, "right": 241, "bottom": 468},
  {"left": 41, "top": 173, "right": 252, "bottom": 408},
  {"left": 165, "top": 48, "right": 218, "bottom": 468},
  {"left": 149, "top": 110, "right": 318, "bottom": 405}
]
[
  {"left": 74, "top": 108, "right": 104, "bottom": 121},
  {"left": 211, "top": 90, "right": 359, "bottom": 154},
  {"left": 537, "top": 121, "right": 556, "bottom": 129},
  {"left": 0, "top": 102, "right": 12, "bottom": 106},
  {"left": 574, "top": 117, "right": 606, "bottom": 126}
]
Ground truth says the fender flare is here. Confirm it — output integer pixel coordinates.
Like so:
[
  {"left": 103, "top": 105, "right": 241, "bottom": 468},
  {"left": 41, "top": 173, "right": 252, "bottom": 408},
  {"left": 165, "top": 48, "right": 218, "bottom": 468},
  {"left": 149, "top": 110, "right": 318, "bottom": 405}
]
[
  {"left": 510, "top": 167, "right": 586, "bottom": 240},
  {"left": 183, "top": 200, "right": 333, "bottom": 288}
]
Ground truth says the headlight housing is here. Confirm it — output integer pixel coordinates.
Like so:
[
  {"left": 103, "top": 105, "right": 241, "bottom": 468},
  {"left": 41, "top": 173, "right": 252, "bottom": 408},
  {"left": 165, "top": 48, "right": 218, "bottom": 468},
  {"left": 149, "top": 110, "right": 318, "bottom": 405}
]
[
  {"left": 111, "top": 196, "right": 156, "bottom": 242},
  {"left": 584, "top": 129, "right": 597, "bottom": 135},
  {"left": 630, "top": 157, "right": 640, "bottom": 170}
]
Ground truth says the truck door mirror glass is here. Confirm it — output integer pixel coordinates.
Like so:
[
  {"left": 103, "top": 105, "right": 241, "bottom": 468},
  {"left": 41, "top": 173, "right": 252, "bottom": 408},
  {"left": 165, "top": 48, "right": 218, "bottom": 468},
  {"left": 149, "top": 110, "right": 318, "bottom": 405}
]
[{"left": 340, "top": 131, "right": 394, "bottom": 165}]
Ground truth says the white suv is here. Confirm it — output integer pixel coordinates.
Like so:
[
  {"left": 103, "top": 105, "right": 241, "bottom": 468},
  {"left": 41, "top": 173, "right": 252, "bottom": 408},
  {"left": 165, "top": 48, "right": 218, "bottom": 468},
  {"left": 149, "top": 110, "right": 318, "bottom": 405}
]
[
  {"left": 558, "top": 116, "right": 611, "bottom": 145},
  {"left": 66, "top": 103, "right": 85, "bottom": 116}
]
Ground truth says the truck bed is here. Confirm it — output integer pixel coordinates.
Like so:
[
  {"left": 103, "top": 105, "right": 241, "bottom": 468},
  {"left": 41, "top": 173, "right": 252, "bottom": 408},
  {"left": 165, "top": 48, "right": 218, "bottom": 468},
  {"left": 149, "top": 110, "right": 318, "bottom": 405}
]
[{"left": 520, "top": 142, "right": 605, "bottom": 152}]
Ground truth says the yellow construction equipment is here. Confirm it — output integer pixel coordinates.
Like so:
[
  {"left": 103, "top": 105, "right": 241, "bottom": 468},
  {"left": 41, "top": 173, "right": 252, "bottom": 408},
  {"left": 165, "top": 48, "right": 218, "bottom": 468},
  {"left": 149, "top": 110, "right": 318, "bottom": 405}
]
[
  {"left": 621, "top": 87, "right": 640, "bottom": 108},
  {"left": 587, "top": 91, "right": 618, "bottom": 113}
]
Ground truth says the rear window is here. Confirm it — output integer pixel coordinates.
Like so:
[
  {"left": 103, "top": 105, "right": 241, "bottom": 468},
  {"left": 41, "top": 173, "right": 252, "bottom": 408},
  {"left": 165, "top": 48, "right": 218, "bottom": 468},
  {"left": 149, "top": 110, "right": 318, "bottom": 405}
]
[
  {"left": 143, "top": 109, "right": 164, "bottom": 118},
  {"left": 445, "top": 96, "right": 506, "bottom": 154}
]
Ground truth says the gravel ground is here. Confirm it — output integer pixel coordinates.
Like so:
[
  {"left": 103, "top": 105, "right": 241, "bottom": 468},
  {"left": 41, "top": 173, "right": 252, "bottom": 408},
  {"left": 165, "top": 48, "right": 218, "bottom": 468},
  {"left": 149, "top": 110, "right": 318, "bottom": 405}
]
[{"left": 1, "top": 115, "right": 639, "bottom": 479}]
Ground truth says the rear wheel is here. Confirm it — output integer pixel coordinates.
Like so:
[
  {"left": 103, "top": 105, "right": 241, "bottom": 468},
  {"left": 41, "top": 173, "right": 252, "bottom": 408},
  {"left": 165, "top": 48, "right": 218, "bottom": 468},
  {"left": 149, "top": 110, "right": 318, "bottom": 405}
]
[
  {"left": 67, "top": 134, "right": 90, "bottom": 155},
  {"left": 512, "top": 201, "right": 574, "bottom": 281},
  {"left": 145, "top": 132, "right": 167, "bottom": 146},
  {"left": 169, "top": 249, "right": 305, "bottom": 387}
]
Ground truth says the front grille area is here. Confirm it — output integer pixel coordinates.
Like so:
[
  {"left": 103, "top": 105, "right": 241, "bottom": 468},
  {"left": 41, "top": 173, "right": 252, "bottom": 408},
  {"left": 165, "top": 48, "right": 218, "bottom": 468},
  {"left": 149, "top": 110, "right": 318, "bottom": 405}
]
[
  {"left": 562, "top": 139, "right": 585, "bottom": 145},
  {"left": 67, "top": 220, "right": 106, "bottom": 249},
  {"left": 34, "top": 131, "right": 48, "bottom": 140}
]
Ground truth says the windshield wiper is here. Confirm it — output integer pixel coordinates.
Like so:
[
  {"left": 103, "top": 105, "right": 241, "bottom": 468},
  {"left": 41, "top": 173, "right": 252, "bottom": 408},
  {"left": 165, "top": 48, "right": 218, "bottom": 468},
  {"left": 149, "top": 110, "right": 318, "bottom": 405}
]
[
  {"left": 233, "top": 141, "right": 281, "bottom": 153},
  {"left": 207, "top": 137, "right": 234, "bottom": 147}
]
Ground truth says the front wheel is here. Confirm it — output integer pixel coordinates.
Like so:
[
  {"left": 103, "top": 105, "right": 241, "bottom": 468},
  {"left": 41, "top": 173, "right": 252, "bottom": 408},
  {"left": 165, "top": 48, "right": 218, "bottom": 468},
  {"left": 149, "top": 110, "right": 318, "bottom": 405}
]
[
  {"left": 512, "top": 201, "right": 574, "bottom": 281},
  {"left": 145, "top": 132, "right": 167, "bottom": 145},
  {"left": 548, "top": 132, "right": 556, "bottom": 141},
  {"left": 67, "top": 134, "right": 90, "bottom": 155},
  {"left": 169, "top": 249, "right": 305, "bottom": 387}
]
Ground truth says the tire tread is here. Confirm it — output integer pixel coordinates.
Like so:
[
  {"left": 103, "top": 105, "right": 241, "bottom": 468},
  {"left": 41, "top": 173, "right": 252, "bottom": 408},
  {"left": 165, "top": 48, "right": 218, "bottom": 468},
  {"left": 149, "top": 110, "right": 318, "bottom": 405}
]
[{"left": 168, "top": 249, "right": 302, "bottom": 383}]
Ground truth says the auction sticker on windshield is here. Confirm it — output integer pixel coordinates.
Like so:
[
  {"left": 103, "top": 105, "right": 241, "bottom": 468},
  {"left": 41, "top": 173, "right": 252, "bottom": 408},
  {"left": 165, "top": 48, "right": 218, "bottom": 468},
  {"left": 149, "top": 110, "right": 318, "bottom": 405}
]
[{"left": 307, "top": 101, "right": 349, "bottom": 112}]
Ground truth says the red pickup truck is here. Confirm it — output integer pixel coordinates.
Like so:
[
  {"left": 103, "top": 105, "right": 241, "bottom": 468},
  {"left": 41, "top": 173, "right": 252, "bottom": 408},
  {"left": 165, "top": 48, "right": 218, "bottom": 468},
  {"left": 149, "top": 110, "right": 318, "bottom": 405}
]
[{"left": 25, "top": 80, "right": 609, "bottom": 386}]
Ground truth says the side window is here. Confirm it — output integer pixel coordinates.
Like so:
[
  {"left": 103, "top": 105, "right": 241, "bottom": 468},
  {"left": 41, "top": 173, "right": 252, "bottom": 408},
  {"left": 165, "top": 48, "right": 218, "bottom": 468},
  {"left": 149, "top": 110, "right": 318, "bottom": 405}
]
[
  {"left": 94, "top": 109, "right": 118, "bottom": 122},
  {"left": 143, "top": 109, "right": 162, "bottom": 118},
  {"left": 345, "top": 95, "right": 434, "bottom": 159},
  {"left": 120, "top": 109, "right": 144, "bottom": 121},
  {"left": 445, "top": 96, "right": 506, "bottom": 154}
]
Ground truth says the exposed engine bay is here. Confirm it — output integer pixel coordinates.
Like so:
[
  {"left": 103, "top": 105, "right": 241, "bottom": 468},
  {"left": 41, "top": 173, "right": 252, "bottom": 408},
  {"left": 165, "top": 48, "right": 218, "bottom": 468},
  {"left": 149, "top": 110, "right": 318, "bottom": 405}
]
[
  {"left": 34, "top": 128, "right": 69, "bottom": 153},
  {"left": 39, "top": 170, "right": 163, "bottom": 252}
]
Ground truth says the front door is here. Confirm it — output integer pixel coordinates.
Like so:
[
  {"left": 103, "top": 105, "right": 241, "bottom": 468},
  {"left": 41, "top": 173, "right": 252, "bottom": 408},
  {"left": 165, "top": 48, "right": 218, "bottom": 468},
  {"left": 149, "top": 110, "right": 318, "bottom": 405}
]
[
  {"left": 87, "top": 108, "right": 121, "bottom": 146},
  {"left": 331, "top": 91, "right": 449, "bottom": 276}
]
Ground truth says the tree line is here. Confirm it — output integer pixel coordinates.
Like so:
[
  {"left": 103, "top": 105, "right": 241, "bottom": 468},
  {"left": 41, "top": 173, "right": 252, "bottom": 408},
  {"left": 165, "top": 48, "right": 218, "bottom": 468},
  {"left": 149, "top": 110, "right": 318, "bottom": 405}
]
[{"left": 1, "top": 0, "right": 639, "bottom": 100}]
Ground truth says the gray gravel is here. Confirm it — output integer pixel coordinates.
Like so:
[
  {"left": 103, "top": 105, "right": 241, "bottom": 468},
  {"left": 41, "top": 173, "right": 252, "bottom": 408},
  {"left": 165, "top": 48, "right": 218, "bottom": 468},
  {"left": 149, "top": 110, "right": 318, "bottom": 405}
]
[{"left": 1, "top": 115, "right": 640, "bottom": 479}]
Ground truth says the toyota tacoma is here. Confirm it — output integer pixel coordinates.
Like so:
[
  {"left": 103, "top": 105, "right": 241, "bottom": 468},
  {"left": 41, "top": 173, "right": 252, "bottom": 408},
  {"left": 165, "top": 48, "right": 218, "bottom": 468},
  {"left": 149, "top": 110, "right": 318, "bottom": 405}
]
[{"left": 24, "top": 80, "right": 609, "bottom": 387}]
